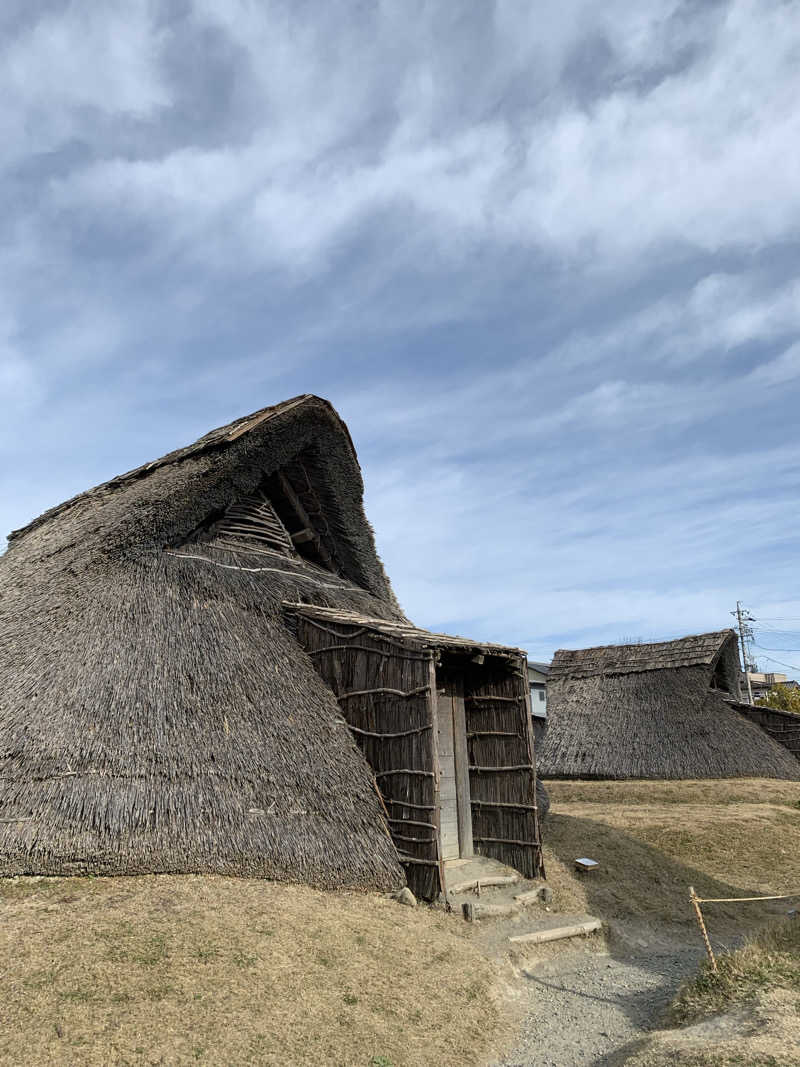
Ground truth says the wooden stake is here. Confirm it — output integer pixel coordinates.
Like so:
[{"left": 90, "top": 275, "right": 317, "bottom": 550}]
[{"left": 689, "top": 886, "right": 717, "bottom": 972}]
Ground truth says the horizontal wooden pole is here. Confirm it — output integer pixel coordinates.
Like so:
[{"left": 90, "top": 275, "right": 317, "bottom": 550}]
[
  {"left": 387, "top": 817, "right": 437, "bottom": 831},
  {"left": 383, "top": 799, "right": 436, "bottom": 812},
  {"left": 509, "top": 919, "right": 602, "bottom": 945},
  {"left": 339, "top": 685, "right": 430, "bottom": 700},
  {"left": 466, "top": 695, "right": 525, "bottom": 703},
  {"left": 392, "top": 832, "right": 436, "bottom": 845},
  {"left": 347, "top": 723, "right": 432, "bottom": 739},
  {"left": 469, "top": 764, "right": 531, "bottom": 772},
  {"left": 308, "top": 644, "right": 426, "bottom": 661},
  {"left": 473, "top": 836, "right": 538, "bottom": 847},
  {"left": 376, "top": 769, "right": 435, "bottom": 778},
  {"left": 467, "top": 730, "right": 522, "bottom": 738},
  {"left": 447, "top": 874, "right": 519, "bottom": 894}
]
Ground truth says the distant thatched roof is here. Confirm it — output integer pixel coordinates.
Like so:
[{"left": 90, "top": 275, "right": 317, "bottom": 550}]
[
  {"left": 549, "top": 630, "right": 737, "bottom": 680},
  {"left": 539, "top": 631, "right": 800, "bottom": 781},
  {"left": 0, "top": 395, "right": 405, "bottom": 887}
]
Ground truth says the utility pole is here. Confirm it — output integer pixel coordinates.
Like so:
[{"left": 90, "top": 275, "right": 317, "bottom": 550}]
[{"left": 732, "top": 601, "right": 755, "bottom": 704}]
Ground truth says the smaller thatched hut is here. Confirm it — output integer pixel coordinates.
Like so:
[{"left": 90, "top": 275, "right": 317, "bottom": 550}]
[{"left": 538, "top": 631, "right": 800, "bottom": 781}]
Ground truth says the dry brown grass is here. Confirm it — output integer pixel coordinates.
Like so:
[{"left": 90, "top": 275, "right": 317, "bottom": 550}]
[
  {"left": 671, "top": 918, "right": 800, "bottom": 1024},
  {"left": 544, "top": 777, "right": 800, "bottom": 809},
  {"left": 542, "top": 778, "right": 800, "bottom": 931},
  {"left": 616, "top": 921, "right": 800, "bottom": 1066},
  {"left": 0, "top": 875, "right": 506, "bottom": 1067}
]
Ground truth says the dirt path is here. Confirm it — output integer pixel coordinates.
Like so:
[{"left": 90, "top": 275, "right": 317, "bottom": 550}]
[{"left": 493, "top": 933, "right": 702, "bottom": 1066}]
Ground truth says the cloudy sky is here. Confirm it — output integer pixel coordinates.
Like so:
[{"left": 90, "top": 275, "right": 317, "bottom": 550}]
[{"left": 2, "top": 0, "right": 800, "bottom": 674}]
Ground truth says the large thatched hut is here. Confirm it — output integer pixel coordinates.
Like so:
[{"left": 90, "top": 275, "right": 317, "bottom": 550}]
[
  {"left": 0, "top": 395, "right": 542, "bottom": 898},
  {"left": 538, "top": 630, "right": 800, "bottom": 780}
]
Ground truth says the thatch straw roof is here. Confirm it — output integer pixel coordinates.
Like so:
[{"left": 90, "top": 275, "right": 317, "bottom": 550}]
[
  {"left": 0, "top": 395, "right": 406, "bottom": 887},
  {"left": 549, "top": 630, "right": 738, "bottom": 679},
  {"left": 282, "top": 603, "right": 527, "bottom": 659},
  {"left": 539, "top": 631, "right": 800, "bottom": 780}
]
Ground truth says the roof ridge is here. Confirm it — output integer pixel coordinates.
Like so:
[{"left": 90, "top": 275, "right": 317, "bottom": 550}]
[{"left": 7, "top": 394, "right": 347, "bottom": 546}]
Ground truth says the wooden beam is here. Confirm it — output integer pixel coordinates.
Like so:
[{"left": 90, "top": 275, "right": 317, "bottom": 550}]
[
  {"left": 428, "top": 655, "right": 445, "bottom": 897},
  {"left": 509, "top": 919, "right": 602, "bottom": 945},
  {"left": 451, "top": 685, "right": 473, "bottom": 859},
  {"left": 447, "top": 874, "right": 519, "bottom": 894},
  {"left": 276, "top": 472, "right": 336, "bottom": 570}
]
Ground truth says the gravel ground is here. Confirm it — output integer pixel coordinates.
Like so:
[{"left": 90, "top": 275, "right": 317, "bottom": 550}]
[{"left": 494, "top": 940, "right": 703, "bottom": 1067}]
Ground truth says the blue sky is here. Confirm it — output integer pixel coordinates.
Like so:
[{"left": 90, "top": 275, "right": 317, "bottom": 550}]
[{"left": 2, "top": 0, "right": 800, "bottom": 674}]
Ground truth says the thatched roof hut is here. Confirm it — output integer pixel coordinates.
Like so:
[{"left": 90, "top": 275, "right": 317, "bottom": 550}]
[
  {"left": 0, "top": 396, "right": 406, "bottom": 888},
  {"left": 0, "top": 394, "right": 543, "bottom": 897},
  {"left": 538, "top": 631, "right": 800, "bottom": 780}
]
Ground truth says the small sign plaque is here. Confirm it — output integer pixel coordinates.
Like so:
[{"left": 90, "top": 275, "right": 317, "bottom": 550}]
[{"left": 575, "top": 857, "right": 599, "bottom": 872}]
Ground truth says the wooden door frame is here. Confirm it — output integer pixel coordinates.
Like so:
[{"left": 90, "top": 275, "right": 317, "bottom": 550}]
[{"left": 435, "top": 671, "right": 474, "bottom": 864}]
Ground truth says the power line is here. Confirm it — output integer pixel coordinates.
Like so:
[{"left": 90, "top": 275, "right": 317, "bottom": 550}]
[
  {"left": 754, "top": 643, "right": 800, "bottom": 653},
  {"left": 755, "top": 652, "right": 800, "bottom": 673}
]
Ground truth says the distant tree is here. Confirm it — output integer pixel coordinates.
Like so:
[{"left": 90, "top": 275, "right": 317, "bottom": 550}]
[{"left": 756, "top": 685, "right": 800, "bottom": 714}]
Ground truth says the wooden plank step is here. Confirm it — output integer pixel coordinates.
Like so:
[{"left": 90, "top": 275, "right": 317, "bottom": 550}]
[
  {"left": 462, "top": 901, "right": 519, "bottom": 922},
  {"left": 514, "top": 887, "right": 548, "bottom": 906},
  {"left": 447, "top": 874, "right": 519, "bottom": 894},
  {"left": 509, "top": 918, "right": 602, "bottom": 945}
]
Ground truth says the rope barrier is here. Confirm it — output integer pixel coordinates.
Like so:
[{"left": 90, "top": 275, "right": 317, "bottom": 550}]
[
  {"left": 689, "top": 885, "right": 799, "bottom": 972},
  {"left": 695, "top": 892, "right": 800, "bottom": 904}
]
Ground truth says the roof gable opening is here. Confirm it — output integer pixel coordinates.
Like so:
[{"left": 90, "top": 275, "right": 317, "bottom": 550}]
[
  {"left": 175, "top": 454, "right": 343, "bottom": 576},
  {"left": 185, "top": 490, "right": 296, "bottom": 556}
]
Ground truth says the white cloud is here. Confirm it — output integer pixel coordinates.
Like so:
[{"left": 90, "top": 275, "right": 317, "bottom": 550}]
[
  {"left": 35, "top": 0, "right": 800, "bottom": 278},
  {"left": 2, "top": 0, "right": 800, "bottom": 678},
  {"left": 0, "top": 2, "right": 168, "bottom": 168},
  {"left": 747, "top": 341, "right": 800, "bottom": 388}
]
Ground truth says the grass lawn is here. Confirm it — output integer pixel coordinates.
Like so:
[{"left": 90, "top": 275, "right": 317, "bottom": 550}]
[
  {"left": 543, "top": 778, "right": 800, "bottom": 1067},
  {"left": 542, "top": 778, "right": 800, "bottom": 932},
  {"left": 0, "top": 875, "right": 505, "bottom": 1067}
]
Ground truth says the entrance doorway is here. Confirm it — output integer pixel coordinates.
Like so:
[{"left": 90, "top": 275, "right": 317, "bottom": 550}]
[{"left": 436, "top": 676, "right": 473, "bottom": 861}]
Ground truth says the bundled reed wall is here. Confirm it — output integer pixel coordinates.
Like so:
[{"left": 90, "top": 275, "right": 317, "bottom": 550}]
[
  {"left": 459, "top": 654, "right": 543, "bottom": 879},
  {"left": 732, "top": 702, "right": 800, "bottom": 762},
  {"left": 291, "top": 614, "right": 441, "bottom": 900}
]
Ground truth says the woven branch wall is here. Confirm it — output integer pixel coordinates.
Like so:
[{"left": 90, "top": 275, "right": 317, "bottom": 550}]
[{"left": 293, "top": 615, "right": 441, "bottom": 900}]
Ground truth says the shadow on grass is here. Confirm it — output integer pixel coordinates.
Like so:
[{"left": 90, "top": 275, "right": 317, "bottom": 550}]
[{"left": 524, "top": 812, "right": 792, "bottom": 1054}]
